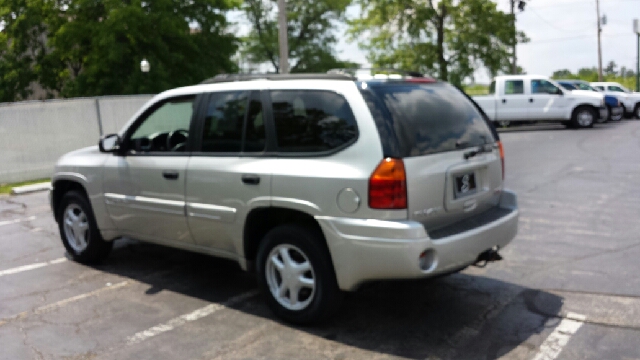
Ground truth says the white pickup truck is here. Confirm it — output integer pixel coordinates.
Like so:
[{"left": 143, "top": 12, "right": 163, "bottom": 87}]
[
  {"left": 473, "top": 75, "right": 606, "bottom": 128},
  {"left": 591, "top": 82, "right": 640, "bottom": 119}
]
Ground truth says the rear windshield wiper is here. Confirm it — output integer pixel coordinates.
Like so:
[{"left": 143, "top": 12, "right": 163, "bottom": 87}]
[{"left": 463, "top": 144, "right": 494, "bottom": 159}]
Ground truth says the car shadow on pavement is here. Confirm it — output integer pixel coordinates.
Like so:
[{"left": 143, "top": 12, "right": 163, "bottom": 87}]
[
  {"left": 91, "top": 239, "right": 563, "bottom": 360},
  {"left": 497, "top": 121, "right": 623, "bottom": 133}
]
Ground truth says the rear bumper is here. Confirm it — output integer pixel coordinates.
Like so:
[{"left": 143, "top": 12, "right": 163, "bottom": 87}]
[
  {"left": 316, "top": 190, "right": 519, "bottom": 291},
  {"left": 599, "top": 106, "right": 609, "bottom": 119}
]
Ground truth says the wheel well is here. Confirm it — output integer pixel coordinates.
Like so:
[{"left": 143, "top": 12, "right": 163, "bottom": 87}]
[
  {"left": 52, "top": 180, "right": 88, "bottom": 222},
  {"left": 243, "top": 207, "right": 325, "bottom": 272}
]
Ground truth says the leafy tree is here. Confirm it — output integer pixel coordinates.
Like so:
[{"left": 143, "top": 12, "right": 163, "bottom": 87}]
[
  {"left": 604, "top": 60, "right": 618, "bottom": 77},
  {"left": 0, "top": 0, "right": 240, "bottom": 100},
  {"left": 551, "top": 69, "right": 576, "bottom": 79},
  {"left": 241, "top": 0, "right": 357, "bottom": 73},
  {"left": 350, "top": 0, "right": 527, "bottom": 85}
]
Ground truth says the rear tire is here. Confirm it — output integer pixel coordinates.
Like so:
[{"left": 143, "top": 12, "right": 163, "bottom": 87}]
[
  {"left": 256, "top": 224, "right": 342, "bottom": 324},
  {"left": 571, "top": 106, "right": 595, "bottom": 129},
  {"left": 57, "top": 191, "right": 112, "bottom": 264},
  {"left": 635, "top": 104, "right": 640, "bottom": 119}
]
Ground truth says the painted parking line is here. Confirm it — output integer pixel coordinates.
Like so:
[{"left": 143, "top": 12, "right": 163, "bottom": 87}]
[
  {"left": 126, "top": 290, "right": 259, "bottom": 345},
  {"left": 532, "top": 312, "right": 586, "bottom": 360},
  {"left": 0, "top": 257, "right": 67, "bottom": 278},
  {"left": 0, "top": 281, "right": 129, "bottom": 327},
  {"left": 0, "top": 216, "right": 36, "bottom": 227}
]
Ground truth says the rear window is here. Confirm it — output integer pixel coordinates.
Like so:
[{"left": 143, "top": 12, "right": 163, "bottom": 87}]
[
  {"left": 270, "top": 90, "right": 358, "bottom": 153},
  {"left": 361, "top": 82, "right": 495, "bottom": 158}
]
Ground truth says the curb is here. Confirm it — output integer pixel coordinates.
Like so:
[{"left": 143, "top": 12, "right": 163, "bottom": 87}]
[{"left": 11, "top": 182, "right": 52, "bottom": 195}]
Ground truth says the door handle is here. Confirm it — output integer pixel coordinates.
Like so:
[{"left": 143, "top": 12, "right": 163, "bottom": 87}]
[
  {"left": 241, "top": 174, "right": 260, "bottom": 185},
  {"left": 501, "top": 99, "right": 507, "bottom": 103},
  {"left": 529, "top": 98, "right": 534, "bottom": 103},
  {"left": 162, "top": 171, "right": 179, "bottom": 180}
]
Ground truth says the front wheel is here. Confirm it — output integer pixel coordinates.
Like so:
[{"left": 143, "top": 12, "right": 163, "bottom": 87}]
[
  {"left": 57, "top": 191, "right": 112, "bottom": 263},
  {"left": 256, "top": 224, "right": 342, "bottom": 324},
  {"left": 571, "top": 106, "right": 595, "bottom": 129}
]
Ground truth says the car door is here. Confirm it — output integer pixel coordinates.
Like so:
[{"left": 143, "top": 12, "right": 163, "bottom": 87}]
[
  {"left": 185, "top": 90, "right": 272, "bottom": 257},
  {"left": 103, "top": 95, "right": 200, "bottom": 245},
  {"left": 529, "top": 79, "right": 567, "bottom": 120},
  {"left": 498, "top": 79, "right": 529, "bottom": 121}
]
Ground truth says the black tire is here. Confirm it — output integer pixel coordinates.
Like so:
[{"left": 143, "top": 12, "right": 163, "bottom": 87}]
[
  {"left": 256, "top": 224, "right": 342, "bottom": 324},
  {"left": 634, "top": 104, "right": 640, "bottom": 119},
  {"left": 57, "top": 190, "right": 112, "bottom": 264},
  {"left": 571, "top": 106, "right": 596, "bottom": 129}
]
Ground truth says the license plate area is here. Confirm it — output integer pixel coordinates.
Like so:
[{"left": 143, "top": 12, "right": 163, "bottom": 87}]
[{"left": 454, "top": 172, "right": 477, "bottom": 198}]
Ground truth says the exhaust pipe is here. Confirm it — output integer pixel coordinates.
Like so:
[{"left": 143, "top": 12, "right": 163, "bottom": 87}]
[{"left": 473, "top": 246, "right": 502, "bottom": 268}]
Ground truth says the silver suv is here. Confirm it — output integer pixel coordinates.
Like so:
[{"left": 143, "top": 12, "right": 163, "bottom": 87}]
[{"left": 50, "top": 72, "right": 519, "bottom": 323}]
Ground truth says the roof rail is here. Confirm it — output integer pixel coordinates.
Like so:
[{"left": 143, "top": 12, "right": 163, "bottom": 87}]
[
  {"left": 327, "top": 68, "right": 429, "bottom": 79},
  {"left": 200, "top": 73, "right": 355, "bottom": 84}
]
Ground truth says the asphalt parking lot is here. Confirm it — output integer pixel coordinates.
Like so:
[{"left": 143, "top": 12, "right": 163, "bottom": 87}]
[{"left": 2, "top": 120, "right": 640, "bottom": 360}]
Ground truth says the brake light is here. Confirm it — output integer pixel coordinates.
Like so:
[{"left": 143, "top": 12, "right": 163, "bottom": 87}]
[
  {"left": 369, "top": 158, "right": 407, "bottom": 209},
  {"left": 497, "top": 141, "right": 505, "bottom": 180}
]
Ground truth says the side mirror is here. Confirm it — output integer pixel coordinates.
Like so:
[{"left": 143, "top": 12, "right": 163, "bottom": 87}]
[{"left": 99, "top": 134, "right": 121, "bottom": 153}]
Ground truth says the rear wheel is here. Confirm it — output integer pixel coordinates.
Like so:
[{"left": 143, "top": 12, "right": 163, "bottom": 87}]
[
  {"left": 599, "top": 106, "right": 610, "bottom": 123},
  {"left": 610, "top": 107, "right": 623, "bottom": 121},
  {"left": 256, "top": 224, "right": 342, "bottom": 324},
  {"left": 635, "top": 104, "right": 640, "bottom": 119},
  {"left": 571, "top": 106, "right": 595, "bottom": 129},
  {"left": 57, "top": 191, "right": 112, "bottom": 263}
]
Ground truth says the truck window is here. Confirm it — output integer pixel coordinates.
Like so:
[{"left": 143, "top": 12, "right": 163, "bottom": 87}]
[
  {"left": 531, "top": 80, "right": 560, "bottom": 95},
  {"left": 504, "top": 80, "right": 524, "bottom": 95},
  {"left": 489, "top": 81, "right": 496, "bottom": 94}
]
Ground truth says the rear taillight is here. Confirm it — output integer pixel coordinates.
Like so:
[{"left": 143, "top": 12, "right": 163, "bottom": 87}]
[
  {"left": 497, "top": 141, "right": 505, "bottom": 180},
  {"left": 369, "top": 158, "right": 407, "bottom": 209}
]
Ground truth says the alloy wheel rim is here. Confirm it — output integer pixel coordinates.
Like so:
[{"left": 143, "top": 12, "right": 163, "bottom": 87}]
[
  {"left": 265, "top": 244, "right": 316, "bottom": 311},
  {"left": 63, "top": 204, "right": 89, "bottom": 253},
  {"left": 577, "top": 110, "right": 593, "bottom": 127}
]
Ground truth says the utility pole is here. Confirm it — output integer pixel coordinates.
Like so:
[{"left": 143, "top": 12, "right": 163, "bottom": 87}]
[
  {"left": 277, "top": 0, "right": 289, "bottom": 74},
  {"left": 635, "top": 19, "right": 639, "bottom": 92},
  {"left": 510, "top": 0, "right": 516, "bottom": 74},
  {"left": 596, "top": 0, "right": 603, "bottom": 81}
]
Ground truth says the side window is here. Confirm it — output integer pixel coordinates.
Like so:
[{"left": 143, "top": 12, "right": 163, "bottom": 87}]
[
  {"left": 608, "top": 86, "right": 624, "bottom": 92},
  {"left": 595, "top": 86, "right": 604, "bottom": 91},
  {"left": 129, "top": 96, "right": 195, "bottom": 153},
  {"left": 504, "top": 80, "right": 524, "bottom": 95},
  {"left": 201, "top": 91, "right": 249, "bottom": 153},
  {"left": 532, "top": 80, "right": 560, "bottom": 94},
  {"left": 489, "top": 81, "right": 496, "bottom": 94},
  {"left": 244, "top": 93, "right": 267, "bottom": 152},
  {"left": 270, "top": 90, "right": 358, "bottom": 153}
]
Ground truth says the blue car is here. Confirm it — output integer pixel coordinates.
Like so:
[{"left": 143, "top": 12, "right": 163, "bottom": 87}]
[{"left": 557, "top": 80, "right": 624, "bottom": 122}]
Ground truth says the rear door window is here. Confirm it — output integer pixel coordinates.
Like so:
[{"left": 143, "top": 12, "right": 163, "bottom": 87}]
[
  {"left": 270, "top": 90, "right": 358, "bottom": 153},
  {"left": 361, "top": 82, "right": 495, "bottom": 157},
  {"left": 504, "top": 80, "right": 524, "bottom": 95}
]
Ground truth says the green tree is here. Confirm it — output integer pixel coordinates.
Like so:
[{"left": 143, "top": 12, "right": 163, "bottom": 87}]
[
  {"left": 604, "top": 61, "right": 617, "bottom": 77},
  {"left": 241, "top": 0, "right": 357, "bottom": 73},
  {"left": 0, "top": 0, "right": 240, "bottom": 100},
  {"left": 350, "top": 0, "right": 527, "bottom": 85},
  {"left": 551, "top": 69, "right": 576, "bottom": 79}
]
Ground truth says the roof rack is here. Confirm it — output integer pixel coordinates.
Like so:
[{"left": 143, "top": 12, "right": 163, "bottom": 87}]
[{"left": 200, "top": 73, "right": 355, "bottom": 84}]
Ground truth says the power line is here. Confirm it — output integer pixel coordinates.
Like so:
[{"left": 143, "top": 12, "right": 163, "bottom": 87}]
[
  {"left": 527, "top": 7, "right": 595, "bottom": 33},
  {"left": 521, "top": 32, "right": 631, "bottom": 45}
]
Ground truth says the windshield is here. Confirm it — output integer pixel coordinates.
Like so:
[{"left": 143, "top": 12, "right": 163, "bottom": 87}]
[
  {"left": 360, "top": 82, "right": 495, "bottom": 157},
  {"left": 559, "top": 83, "right": 576, "bottom": 90},
  {"left": 574, "top": 82, "right": 597, "bottom": 92}
]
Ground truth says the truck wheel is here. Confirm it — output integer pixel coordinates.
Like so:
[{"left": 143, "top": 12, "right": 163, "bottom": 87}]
[
  {"left": 57, "top": 191, "right": 112, "bottom": 264},
  {"left": 571, "top": 106, "right": 595, "bottom": 129},
  {"left": 634, "top": 104, "right": 640, "bottom": 119},
  {"left": 256, "top": 224, "right": 342, "bottom": 324}
]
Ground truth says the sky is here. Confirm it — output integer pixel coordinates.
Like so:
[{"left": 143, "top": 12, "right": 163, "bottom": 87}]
[{"left": 334, "top": 0, "right": 640, "bottom": 83}]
